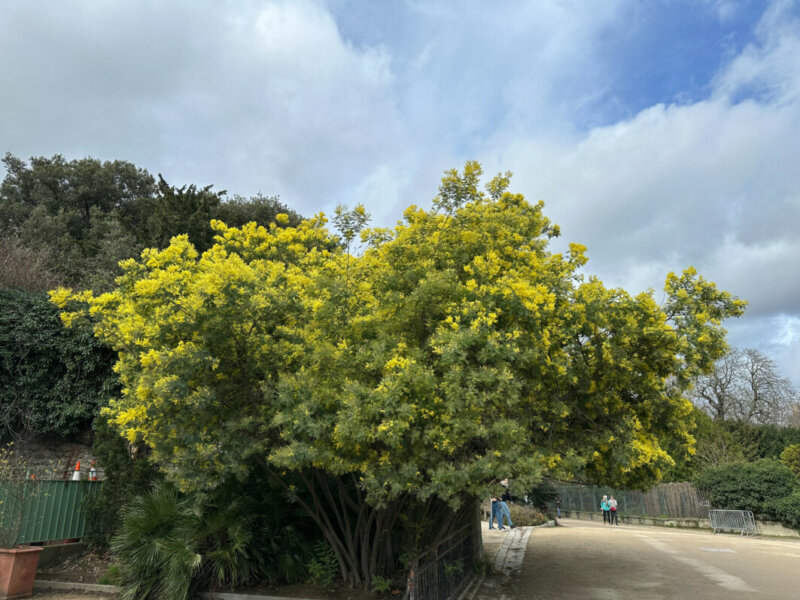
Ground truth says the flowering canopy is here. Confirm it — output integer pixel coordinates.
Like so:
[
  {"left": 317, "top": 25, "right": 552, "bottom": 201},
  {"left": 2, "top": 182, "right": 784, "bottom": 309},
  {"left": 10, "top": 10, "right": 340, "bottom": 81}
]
[{"left": 52, "top": 162, "right": 745, "bottom": 502}]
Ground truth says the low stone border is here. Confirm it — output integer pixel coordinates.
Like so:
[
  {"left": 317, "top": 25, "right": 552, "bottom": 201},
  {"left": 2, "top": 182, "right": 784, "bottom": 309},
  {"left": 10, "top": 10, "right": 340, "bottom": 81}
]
[
  {"left": 456, "top": 572, "right": 484, "bottom": 600},
  {"left": 35, "top": 580, "right": 320, "bottom": 600},
  {"left": 199, "top": 593, "right": 318, "bottom": 600},
  {"left": 534, "top": 519, "right": 557, "bottom": 528},
  {"left": 34, "top": 580, "right": 120, "bottom": 595}
]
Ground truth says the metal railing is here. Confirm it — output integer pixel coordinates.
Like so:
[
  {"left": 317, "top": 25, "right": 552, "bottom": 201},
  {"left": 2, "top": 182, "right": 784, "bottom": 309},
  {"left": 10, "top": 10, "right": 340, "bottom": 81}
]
[
  {"left": 709, "top": 510, "right": 758, "bottom": 536},
  {"left": 406, "top": 524, "right": 474, "bottom": 600},
  {"left": 553, "top": 481, "right": 710, "bottom": 519}
]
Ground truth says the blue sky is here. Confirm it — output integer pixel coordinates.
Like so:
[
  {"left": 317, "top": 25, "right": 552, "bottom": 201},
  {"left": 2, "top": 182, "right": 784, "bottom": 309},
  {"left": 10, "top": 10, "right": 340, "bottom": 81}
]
[{"left": 1, "top": 0, "right": 799, "bottom": 388}]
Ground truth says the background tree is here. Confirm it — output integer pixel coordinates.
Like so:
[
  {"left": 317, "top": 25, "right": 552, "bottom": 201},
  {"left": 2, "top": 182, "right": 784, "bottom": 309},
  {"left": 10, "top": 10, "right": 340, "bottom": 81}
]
[
  {"left": 0, "top": 235, "right": 63, "bottom": 292},
  {"left": 1, "top": 153, "right": 154, "bottom": 289},
  {"left": 54, "top": 162, "right": 745, "bottom": 586},
  {"left": 693, "top": 347, "right": 798, "bottom": 425},
  {"left": 1, "top": 153, "right": 302, "bottom": 291},
  {"left": 780, "top": 444, "right": 800, "bottom": 477},
  {"left": 723, "top": 421, "right": 800, "bottom": 460}
]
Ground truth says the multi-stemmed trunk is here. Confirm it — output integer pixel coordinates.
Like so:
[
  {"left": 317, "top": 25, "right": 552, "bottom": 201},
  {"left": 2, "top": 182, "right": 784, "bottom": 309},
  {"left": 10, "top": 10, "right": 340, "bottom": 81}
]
[{"left": 269, "top": 467, "right": 469, "bottom": 588}]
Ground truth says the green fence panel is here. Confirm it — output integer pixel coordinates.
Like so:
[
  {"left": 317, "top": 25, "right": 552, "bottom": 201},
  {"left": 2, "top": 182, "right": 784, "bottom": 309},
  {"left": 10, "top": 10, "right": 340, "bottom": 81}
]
[{"left": 0, "top": 479, "right": 101, "bottom": 544}]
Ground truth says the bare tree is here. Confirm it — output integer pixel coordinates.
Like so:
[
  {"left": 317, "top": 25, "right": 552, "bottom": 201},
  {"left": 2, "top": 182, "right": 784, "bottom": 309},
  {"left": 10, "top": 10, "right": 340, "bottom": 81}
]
[
  {"left": 0, "top": 235, "right": 63, "bottom": 292},
  {"left": 692, "top": 347, "right": 799, "bottom": 425}
]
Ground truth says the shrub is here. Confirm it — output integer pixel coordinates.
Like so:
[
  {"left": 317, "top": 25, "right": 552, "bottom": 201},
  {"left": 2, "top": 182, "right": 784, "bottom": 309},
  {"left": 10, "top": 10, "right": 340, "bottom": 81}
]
[
  {"left": 508, "top": 503, "right": 547, "bottom": 526},
  {"left": 98, "top": 565, "right": 122, "bottom": 585},
  {"left": 371, "top": 575, "right": 392, "bottom": 593},
  {"left": 306, "top": 541, "right": 338, "bottom": 588},
  {"left": 768, "top": 490, "right": 800, "bottom": 529},
  {"left": 113, "top": 481, "right": 316, "bottom": 600},
  {"left": 81, "top": 416, "right": 162, "bottom": 551},
  {"left": 694, "top": 459, "right": 797, "bottom": 520},
  {"left": 780, "top": 444, "right": 800, "bottom": 477}
]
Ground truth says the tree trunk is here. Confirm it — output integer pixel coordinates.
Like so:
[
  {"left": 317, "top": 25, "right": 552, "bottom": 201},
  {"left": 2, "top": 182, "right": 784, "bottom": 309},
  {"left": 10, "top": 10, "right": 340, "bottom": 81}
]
[{"left": 267, "top": 466, "right": 474, "bottom": 588}]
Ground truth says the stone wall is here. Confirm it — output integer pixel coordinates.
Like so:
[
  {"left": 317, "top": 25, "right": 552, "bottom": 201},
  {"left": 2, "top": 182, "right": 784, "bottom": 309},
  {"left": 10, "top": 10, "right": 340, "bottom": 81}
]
[{"left": 12, "top": 437, "right": 101, "bottom": 480}]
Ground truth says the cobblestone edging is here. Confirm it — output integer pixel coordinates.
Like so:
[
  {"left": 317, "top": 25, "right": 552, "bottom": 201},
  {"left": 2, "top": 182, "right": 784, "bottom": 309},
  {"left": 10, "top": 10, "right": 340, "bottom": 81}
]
[
  {"left": 35, "top": 580, "right": 120, "bottom": 595},
  {"left": 493, "top": 527, "right": 533, "bottom": 577}
]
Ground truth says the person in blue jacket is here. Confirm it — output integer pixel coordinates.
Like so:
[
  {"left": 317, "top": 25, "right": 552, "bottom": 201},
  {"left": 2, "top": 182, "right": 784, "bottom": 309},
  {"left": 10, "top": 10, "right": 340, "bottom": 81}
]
[{"left": 601, "top": 495, "right": 611, "bottom": 525}]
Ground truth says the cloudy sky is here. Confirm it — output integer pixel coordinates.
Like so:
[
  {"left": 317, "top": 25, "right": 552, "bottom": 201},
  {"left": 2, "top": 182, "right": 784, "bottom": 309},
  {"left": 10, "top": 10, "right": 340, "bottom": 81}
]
[{"left": 2, "top": 0, "right": 798, "bottom": 387}]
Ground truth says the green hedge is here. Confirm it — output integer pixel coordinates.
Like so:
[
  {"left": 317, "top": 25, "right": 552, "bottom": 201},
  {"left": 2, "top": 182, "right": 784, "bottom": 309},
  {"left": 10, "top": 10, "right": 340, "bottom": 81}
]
[{"left": 695, "top": 459, "right": 797, "bottom": 521}]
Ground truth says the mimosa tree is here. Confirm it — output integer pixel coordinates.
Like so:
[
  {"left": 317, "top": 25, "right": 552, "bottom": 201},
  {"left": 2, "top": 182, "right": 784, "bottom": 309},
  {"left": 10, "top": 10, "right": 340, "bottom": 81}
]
[{"left": 52, "top": 162, "right": 745, "bottom": 586}]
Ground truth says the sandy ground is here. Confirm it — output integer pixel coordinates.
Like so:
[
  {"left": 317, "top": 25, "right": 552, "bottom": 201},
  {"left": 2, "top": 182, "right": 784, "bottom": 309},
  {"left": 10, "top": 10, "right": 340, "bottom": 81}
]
[{"left": 476, "top": 517, "right": 800, "bottom": 600}]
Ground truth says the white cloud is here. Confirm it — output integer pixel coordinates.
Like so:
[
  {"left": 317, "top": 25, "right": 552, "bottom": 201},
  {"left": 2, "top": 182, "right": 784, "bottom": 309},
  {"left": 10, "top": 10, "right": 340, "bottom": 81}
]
[
  {"left": 485, "top": 1, "right": 800, "bottom": 316},
  {"left": 0, "top": 0, "right": 408, "bottom": 215},
  {"left": 1, "top": 0, "right": 797, "bottom": 388},
  {"left": 727, "top": 315, "right": 800, "bottom": 393}
]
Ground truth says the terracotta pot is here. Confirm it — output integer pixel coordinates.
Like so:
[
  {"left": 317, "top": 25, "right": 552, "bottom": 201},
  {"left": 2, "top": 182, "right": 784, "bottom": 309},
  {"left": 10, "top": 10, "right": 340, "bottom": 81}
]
[{"left": 0, "top": 547, "right": 43, "bottom": 600}]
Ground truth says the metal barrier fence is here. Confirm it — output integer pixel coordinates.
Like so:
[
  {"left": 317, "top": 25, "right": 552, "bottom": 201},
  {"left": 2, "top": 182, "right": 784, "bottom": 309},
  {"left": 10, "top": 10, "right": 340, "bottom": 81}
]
[
  {"left": 406, "top": 524, "right": 474, "bottom": 600},
  {"left": 554, "top": 481, "right": 709, "bottom": 518},
  {"left": 0, "top": 479, "right": 100, "bottom": 544},
  {"left": 709, "top": 510, "right": 758, "bottom": 536}
]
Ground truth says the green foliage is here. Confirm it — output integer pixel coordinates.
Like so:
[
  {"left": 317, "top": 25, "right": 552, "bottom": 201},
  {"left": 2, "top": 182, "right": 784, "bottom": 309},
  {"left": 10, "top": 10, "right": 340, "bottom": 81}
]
[
  {"left": 371, "top": 574, "right": 392, "bottom": 593},
  {"left": 0, "top": 289, "right": 118, "bottom": 441},
  {"left": 694, "top": 459, "right": 797, "bottom": 519},
  {"left": 113, "top": 481, "right": 315, "bottom": 600},
  {"left": 723, "top": 422, "right": 800, "bottom": 461},
  {"left": 1, "top": 153, "right": 154, "bottom": 289},
  {"left": 98, "top": 565, "right": 122, "bottom": 585},
  {"left": 306, "top": 541, "right": 339, "bottom": 588},
  {"left": 442, "top": 559, "right": 464, "bottom": 578},
  {"left": 54, "top": 163, "right": 745, "bottom": 495},
  {"left": 662, "top": 409, "right": 746, "bottom": 482},
  {"left": 81, "top": 416, "right": 163, "bottom": 551},
  {"left": 662, "top": 413, "right": 800, "bottom": 483},
  {"left": 1, "top": 153, "right": 302, "bottom": 291},
  {"left": 768, "top": 490, "right": 800, "bottom": 529},
  {"left": 54, "top": 162, "right": 745, "bottom": 584},
  {"left": 213, "top": 193, "right": 302, "bottom": 231},
  {"left": 780, "top": 444, "right": 800, "bottom": 477},
  {"left": 524, "top": 480, "right": 559, "bottom": 509}
]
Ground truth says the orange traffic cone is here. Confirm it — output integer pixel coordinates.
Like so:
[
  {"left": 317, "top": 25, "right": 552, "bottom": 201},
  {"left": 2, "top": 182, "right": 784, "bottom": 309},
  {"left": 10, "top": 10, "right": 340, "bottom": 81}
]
[{"left": 71, "top": 461, "right": 81, "bottom": 481}]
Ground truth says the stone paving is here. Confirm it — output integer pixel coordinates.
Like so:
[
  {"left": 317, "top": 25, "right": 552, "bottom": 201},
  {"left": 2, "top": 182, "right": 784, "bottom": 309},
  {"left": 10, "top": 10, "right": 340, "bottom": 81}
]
[{"left": 469, "top": 522, "right": 538, "bottom": 600}]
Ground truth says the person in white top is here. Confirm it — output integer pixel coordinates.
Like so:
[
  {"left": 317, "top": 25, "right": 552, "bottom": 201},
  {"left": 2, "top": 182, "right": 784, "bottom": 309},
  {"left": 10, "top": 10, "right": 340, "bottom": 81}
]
[{"left": 608, "top": 495, "right": 619, "bottom": 525}]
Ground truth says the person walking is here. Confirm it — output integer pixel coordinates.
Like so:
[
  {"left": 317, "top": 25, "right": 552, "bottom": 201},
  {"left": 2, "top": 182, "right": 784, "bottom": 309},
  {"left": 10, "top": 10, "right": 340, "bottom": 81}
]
[
  {"left": 609, "top": 495, "right": 619, "bottom": 525},
  {"left": 600, "top": 494, "right": 610, "bottom": 525},
  {"left": 556, "top": 496, "right": 561, "bottom": 519},
  {"left": 499, "top": 478, "right": 514, "bottom": 530},
  {"left": 489, "top": 496, "right": 501, "bottom": 529}
]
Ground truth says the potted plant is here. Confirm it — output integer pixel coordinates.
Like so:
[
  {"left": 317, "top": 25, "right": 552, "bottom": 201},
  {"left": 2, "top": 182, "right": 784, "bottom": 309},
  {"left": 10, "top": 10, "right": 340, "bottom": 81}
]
[{"left": 0, "top": 442, "right": 43, "bottom": 600}]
